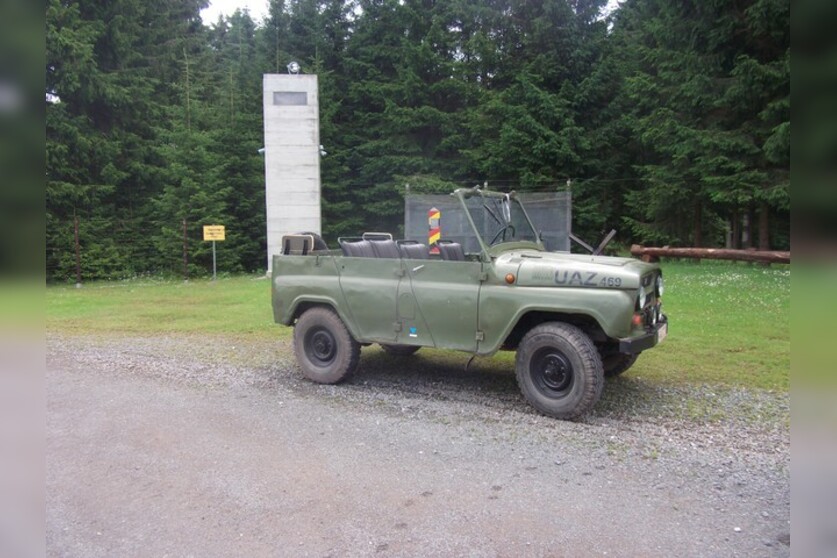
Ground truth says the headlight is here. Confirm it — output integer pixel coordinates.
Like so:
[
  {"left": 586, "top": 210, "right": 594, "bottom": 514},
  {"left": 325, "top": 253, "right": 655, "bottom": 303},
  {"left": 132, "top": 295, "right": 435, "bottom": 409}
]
[
  {"left": 656, "top": 274, "right": 665, "bottom": 297},
  {"left": 638, "top": 287, "right": 647, "bottom": 309}
]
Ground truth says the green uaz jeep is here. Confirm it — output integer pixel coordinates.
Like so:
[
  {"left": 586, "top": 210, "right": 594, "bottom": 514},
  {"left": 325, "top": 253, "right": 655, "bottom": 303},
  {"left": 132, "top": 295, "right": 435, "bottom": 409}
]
[{"left": 272, "top": 187, "right": 667, "bottom": 419}]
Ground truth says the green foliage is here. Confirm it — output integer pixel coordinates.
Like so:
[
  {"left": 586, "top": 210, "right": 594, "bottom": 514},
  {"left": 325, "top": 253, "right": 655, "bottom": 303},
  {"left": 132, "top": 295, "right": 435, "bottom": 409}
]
[
  {"left": 613, "top": 0, "right": 789, "bottom": 247},
  {"left": 45, "top": 0, "right": 790, "bottom": 280}
]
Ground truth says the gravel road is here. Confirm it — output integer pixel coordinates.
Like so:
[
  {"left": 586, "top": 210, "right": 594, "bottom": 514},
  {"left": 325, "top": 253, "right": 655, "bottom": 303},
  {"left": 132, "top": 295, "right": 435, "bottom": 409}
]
[{"left": 47, "top": 334, "right": 789, "bottom": 557}]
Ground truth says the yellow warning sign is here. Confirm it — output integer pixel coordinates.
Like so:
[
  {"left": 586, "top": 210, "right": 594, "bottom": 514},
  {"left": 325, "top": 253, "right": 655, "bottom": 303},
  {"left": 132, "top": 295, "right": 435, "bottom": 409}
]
[{"left": 203, "top": 225, "right": 225, "bottom": 241}]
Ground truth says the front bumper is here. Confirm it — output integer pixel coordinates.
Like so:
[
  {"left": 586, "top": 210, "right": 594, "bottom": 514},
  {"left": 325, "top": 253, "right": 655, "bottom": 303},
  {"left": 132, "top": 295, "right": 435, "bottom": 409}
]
[{"left": 618, "top": 316, "right": 668, "bottom": 354}]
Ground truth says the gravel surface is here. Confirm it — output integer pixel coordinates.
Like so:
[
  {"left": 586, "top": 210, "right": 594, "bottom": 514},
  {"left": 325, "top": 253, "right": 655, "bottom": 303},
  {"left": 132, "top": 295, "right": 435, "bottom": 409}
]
[{"left": 47, "top": 333, "right": 789, "bottom": 557}]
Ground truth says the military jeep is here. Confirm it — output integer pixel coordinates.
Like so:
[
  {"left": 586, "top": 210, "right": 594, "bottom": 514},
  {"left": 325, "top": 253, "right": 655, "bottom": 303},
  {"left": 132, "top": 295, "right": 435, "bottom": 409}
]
[{"left": 271, "top": 187, "right": 667, "bottom": 419}]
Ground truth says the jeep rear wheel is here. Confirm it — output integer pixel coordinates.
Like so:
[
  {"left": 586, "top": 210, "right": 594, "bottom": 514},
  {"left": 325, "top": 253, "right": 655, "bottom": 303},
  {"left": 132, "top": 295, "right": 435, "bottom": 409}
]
[
  {"left": 293, "top": 307, "right": 360, "bottom": 384},
  {"left": 602, "top": 352, "right": 639, "bottom": 378},
  {"left": 380, "top": 344, "right": 421, "bottom": 356},
  {"left": 515, "top": 322, "right": 604, "bottom": 420}
]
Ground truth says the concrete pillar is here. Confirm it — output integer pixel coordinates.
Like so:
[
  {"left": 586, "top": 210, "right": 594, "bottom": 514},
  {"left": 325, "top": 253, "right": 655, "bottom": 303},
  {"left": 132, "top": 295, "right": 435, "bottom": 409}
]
[{"left": 263, "top": 73, "right": 321, "bottom": 273}]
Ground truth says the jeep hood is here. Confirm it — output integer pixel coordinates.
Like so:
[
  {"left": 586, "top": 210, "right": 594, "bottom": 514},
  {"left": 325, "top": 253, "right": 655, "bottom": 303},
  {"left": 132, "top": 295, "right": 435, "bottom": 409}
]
[{"left": 499, "top": 250, "right": 657, "bottom": 290}]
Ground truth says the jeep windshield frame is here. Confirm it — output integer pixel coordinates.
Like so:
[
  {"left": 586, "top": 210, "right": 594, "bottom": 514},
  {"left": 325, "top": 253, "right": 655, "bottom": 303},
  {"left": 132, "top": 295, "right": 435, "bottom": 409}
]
[{"left": 453, "top": 187, "right": 545, "bottom": 261}]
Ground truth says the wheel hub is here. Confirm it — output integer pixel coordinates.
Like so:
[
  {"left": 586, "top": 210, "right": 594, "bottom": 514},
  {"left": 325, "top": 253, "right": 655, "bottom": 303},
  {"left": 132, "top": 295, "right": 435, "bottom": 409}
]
[
  {"left": 308, "top": 328, "right": 336, "bottom": 364},
  {"left": 531, "top": 348, "right": 573, "bottom": 397}
]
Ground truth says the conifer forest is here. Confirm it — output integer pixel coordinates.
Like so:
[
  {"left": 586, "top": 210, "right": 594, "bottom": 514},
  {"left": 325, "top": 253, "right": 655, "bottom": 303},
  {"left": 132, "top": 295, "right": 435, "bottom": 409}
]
[{"left": 46, "top": 0, "right": 789, "bottom": 280}]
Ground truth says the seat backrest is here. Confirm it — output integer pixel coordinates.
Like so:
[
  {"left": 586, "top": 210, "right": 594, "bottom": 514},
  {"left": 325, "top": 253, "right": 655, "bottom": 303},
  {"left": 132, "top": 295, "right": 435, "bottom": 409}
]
[
  {"left": 438, "top": 240, "right": 465, "bottom": 261},
  {"left": 361, "top": 231, "right": 393, "bottom": 241},
  {"left": 397, "top": 241, "right": 428, "bottom": 260},
  {"left": 298, "top": 231, "right": 329, "bottom": 251},
  {"left": 339, "top": 239, "right": 375, "bottom": 258},
  {"left": 281, "top": 234, "right": 313, "bottom": 255},
  {"left": 369, "top": 238, "right": 400, "bottom": 259}
]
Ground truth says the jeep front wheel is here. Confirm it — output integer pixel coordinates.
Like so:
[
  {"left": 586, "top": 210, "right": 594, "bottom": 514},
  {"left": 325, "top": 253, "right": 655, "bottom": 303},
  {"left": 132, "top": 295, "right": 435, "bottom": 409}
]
[
  {"left": 293, "top": 307, "right": 360, "bottom": 384},
  {"left": 515, "top": 322, "right": 604, "bottom": 420}
]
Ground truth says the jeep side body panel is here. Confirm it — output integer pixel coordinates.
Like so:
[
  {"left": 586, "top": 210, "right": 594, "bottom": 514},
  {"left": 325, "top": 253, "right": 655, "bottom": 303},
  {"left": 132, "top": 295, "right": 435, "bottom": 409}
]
[{"left": 273, "top": 249, "right": 662, "bottom": 355}]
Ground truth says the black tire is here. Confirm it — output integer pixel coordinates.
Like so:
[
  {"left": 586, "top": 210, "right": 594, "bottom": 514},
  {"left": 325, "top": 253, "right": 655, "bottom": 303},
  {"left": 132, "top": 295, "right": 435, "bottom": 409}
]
[
  {"left": 293, "top": 307, "right": 360, "bottom": 384},
  {"left": 515, "top": 322, "right": 604, "bottom": 420},
  {"left": 601, "top": 352, "right": 639, "bottom": 378},
  {"left": 379, "top": 343, "right": 421, "bottom": 356}
]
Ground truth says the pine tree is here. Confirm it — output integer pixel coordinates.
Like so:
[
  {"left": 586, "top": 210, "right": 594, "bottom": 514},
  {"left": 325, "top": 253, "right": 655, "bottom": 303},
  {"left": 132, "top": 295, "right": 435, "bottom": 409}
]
[
  {"left": 208, "top": 10, "right": 267, "bottom": 271},
  {"left": 46, "top": 0, "right": 790, "bottom": 278},
  {"left": 46, "top": 0, "right": 210, "bottom": 280},
  {"left": 613, "top": 0, "right": 789, "bottom": 248}
]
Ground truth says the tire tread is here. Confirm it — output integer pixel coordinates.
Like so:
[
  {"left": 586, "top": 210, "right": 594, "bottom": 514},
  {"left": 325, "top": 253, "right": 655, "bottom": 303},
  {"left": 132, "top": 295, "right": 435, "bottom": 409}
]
[
  {"left": 515, "top": 322, "right": 603, "bottom": 420},
  {"left": 293, "top": 307, "right": 360, "bottom": 384}
]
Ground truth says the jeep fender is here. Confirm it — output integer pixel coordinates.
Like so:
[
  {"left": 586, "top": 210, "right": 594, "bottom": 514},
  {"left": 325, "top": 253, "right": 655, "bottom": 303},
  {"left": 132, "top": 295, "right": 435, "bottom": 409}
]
[
  {"left": 477, "top": 286, "right": 637, "bottom": 355},
  {"left": 281, "top": 295, "right": 363, "bottom": 341}
]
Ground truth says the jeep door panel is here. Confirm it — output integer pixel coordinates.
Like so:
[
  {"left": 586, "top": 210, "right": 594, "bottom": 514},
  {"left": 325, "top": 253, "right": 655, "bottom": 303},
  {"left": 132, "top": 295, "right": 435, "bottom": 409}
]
[
  {"left": 406, "top": 259, "right": 481, "bottom": 351},
  {"left": 336, "top": 256, "right": 401, "bottom": 342},
  {"left": 394, "top": 265, "right": 433, "bottom": 346}
]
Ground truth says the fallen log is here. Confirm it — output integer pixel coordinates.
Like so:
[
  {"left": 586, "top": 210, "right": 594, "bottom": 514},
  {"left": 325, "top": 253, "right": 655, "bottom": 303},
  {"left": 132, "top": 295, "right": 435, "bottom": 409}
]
[{"left": 630, "top": 245, "right": 791, "bottom": 264}]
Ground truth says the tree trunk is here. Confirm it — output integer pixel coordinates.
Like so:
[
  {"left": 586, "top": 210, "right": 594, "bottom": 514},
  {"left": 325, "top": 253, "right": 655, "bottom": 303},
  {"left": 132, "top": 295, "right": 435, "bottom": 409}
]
[
  {"left": 693, "top": 200, "right": 703, "bottom": 248},
  {"left": 759, "top": 201, "right": 770, "bottom": 250},
  {"left": 731, "top": 206, "right": 740, "bottom": 249},
  {"left": 745, "top": 204, "right": 756, "bottom": 250},
  {"left": 630, "top": 245, "right": 790, "bottom": 264}
]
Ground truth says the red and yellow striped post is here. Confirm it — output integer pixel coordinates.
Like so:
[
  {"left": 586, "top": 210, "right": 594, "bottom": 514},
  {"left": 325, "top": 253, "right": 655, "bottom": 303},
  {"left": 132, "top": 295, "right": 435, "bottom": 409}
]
[{"left": 428, "top": 207, "right": 441, "bottom": 254}]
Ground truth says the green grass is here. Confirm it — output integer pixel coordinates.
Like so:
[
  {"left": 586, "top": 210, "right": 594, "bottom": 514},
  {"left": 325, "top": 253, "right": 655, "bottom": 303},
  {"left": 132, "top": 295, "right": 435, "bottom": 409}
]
[
  {"left": 46, "top": 261, "right": 790, "bottom": 391},
  {"left": 46, "top": 275, "right": 284, "bottom": 340},
  {"left": 639, "top": 260, "right": 790, "bottom": 391}
]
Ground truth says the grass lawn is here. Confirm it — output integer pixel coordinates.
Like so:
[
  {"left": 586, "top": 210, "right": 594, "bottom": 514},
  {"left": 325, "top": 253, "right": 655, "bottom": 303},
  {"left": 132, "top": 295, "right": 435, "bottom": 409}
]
[
  {"left": 46, "top": 260, "right": 790, "bottom": 391},
  {"left": 633, "top": 261, "right": 789, "bottom": 391},
  {"left": 46, "top": 275, "right": 282, "bottom": 340}
]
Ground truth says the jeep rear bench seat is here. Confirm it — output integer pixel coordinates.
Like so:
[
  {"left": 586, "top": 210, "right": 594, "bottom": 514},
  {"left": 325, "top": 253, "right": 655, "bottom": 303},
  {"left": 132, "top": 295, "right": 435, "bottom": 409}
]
[
  {"left": 437, "top": 240, "right": 465, "bottom": 261},
  {"left": 397, "top": 240, "right": 429, "bottom": 259},
  {"left": 339, "top": 237, "right": 435, "bottom": 260},
  {"left": 339, "top": 239, "right": 376, "bottom": 258},
  {"left": 369, "top": 238, "right": 400, "bottom": 258}
]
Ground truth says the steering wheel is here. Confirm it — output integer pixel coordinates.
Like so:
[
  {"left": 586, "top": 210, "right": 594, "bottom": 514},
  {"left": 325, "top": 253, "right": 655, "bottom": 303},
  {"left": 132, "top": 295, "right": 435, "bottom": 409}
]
[{"left": 489, "top": 224, "right": 516, "bottom": 245}]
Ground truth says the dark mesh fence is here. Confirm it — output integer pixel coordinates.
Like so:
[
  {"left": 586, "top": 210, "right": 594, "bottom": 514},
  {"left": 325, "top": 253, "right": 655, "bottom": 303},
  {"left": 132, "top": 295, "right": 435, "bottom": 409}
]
[
  {"left": 405, "top": 194, "right": 478, "bottom": 252},
  {"left": 405, "top": 191, "right": 571, "bottom": 252}
]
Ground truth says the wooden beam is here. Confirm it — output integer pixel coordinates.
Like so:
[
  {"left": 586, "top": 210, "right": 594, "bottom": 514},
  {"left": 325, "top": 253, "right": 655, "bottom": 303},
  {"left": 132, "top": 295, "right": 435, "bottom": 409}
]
[{"left": 630, "top": 245, "right": 790, "bottom": 264}]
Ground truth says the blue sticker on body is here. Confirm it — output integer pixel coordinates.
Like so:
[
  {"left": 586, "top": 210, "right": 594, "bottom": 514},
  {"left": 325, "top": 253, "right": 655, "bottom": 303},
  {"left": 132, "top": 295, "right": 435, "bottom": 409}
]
[{"left": 409, "top": 326, "right": 418, "bottom": 338}]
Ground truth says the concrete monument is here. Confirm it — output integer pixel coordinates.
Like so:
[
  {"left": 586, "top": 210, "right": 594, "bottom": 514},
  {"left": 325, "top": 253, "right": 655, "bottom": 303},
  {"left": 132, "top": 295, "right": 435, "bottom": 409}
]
[{"left": 262, "top": 71, "right": 320, "bottom": 272}]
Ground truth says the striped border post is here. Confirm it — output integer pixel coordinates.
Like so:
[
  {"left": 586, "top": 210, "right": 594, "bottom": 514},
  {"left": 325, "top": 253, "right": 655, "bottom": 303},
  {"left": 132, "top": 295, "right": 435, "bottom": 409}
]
[{"left": 428, "top": 207, "right": 441, "bottom": 254}]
